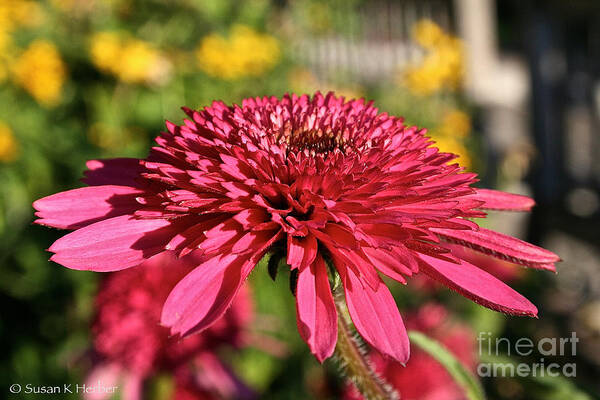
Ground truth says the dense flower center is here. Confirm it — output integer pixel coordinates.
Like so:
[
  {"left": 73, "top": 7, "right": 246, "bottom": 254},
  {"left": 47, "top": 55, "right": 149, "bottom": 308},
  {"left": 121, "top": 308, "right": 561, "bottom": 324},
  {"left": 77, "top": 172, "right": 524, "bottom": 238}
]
[{"left": 278, "top": 127, "right": 351, "bottom": 154}]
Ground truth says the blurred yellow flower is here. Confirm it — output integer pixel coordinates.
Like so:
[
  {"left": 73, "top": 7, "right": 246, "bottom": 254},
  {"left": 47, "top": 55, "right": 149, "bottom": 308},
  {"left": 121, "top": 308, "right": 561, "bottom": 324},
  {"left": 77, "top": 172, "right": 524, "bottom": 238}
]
[
  {"left": 402, "top": 20, "right": 464, "bottom": 96},
  {"left": 0, "top": 122, "right": 20, "bottom": 163},
  {"left": 12, "top": 40, "right": 67, "bottom": 107},
  {"left": 0, "top": 28, "right": 11, "bottom": 51},
  {"left": 0, "top": 0, "right": 45, "bottom": 32},
  {"left": 438, "top": 109, "right": 471, "bottom": 138},
  {"left": 0, "top": 29, "right": 13, "bottom": 83},
  {"left": 0, "top": 0, "right": 45, "bottom": 84},
  {"left": 90, "top": 32, "right": 121, "bottom": 72},
  {"left": 412, "top": 20, "right": 445, "bottom": 50},
  {"left": 427, "top": 109, "right": 473, "bottom": 169},
  {"left": 196, "top": 25, "right": 280, "bottom": 80},
  {"left": 430, "top": 135, "right": 471, "bottom": 170},
  {"left": 90, "top": 32, "right": 171, "bottom": 85}
]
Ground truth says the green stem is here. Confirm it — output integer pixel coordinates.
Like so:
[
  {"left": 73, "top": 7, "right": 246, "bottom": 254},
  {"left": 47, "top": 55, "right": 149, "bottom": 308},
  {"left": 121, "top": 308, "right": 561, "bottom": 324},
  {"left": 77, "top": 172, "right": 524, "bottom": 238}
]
[{"left": 333, "top": 289, "right": 399, "bottom": 400}]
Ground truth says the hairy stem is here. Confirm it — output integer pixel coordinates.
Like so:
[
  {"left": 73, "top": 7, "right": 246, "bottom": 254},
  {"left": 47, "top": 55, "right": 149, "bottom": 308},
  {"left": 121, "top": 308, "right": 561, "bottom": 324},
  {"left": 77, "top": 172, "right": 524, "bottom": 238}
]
[{"left": 333, "top": 289, "right": 399, "bottom": 400}]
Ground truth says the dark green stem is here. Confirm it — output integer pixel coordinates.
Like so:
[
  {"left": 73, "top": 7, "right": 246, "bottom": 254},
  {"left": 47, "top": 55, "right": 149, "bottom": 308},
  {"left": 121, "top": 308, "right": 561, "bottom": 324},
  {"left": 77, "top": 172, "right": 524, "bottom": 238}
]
[{"left": 333, "top": 289, "right": 399, "bottom": 400}]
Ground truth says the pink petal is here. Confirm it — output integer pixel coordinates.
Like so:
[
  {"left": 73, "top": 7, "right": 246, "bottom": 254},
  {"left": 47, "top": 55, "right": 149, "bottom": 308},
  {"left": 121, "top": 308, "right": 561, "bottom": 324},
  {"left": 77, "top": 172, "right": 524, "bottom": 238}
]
[
  {"left": 336, "top": 248, "right": 382, "bottom": 291},
  {"left": 363, "top": 247, "right": 412, "bottom": 283},
  {"left": 162, "top": 254, "right": 252, "bottom": 336},
  {"left": 162, "top": 230, "right": 281, "bottom": 336},
  {"left": 287, "top": 235, "right": 304, "bottom": 269},
  {"left": 83, "top": 158, "right": 144, "bottom": 186},
  {"left": 200, "top": 218, "right": 243, "bottom": 254},
  {"left": 340, "top": 265, "right": 410, "bottom": 364},
  {"left": 470, "top": 189, "right": 535, "bottom": 211},
  {"left": 286, "top": 234, "right": 318, "bottom": 270},
  {"left": 322, "top": 223, "right": 358, "bottom": 249},
  {"left": 295, "top": 255, "right": 337, "bottom": 362},
  {"left": 233, "top": 208, "right": 269, "bottom": 229},
  {"left": 431, "top": 227, "right": 559, "bottom": 271},
  {"left": 48, "top": 215, "right": 179, "bottom": 271},
  {"left": 232, "top": 229, "right": 279, "bottom": 254},
  {"left": 34, "top": 185, "right": 143, "bottom": 229},
  {"left": 418, "top": 254, "right": 538, "bottom": 316}
]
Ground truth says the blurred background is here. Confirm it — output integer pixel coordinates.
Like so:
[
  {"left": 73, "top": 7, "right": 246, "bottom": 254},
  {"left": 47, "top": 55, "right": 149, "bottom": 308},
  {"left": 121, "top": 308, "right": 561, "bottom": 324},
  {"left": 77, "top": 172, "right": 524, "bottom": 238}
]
[{"left": 1, "top": 0, "right": 599, "bottom": 398}]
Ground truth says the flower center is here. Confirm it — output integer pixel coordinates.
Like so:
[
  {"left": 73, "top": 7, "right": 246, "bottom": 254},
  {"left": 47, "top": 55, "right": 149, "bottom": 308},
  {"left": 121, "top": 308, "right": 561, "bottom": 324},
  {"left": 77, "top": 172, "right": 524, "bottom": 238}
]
[{"left": 280, "top": 128, "right": 349, "bottom": 154}]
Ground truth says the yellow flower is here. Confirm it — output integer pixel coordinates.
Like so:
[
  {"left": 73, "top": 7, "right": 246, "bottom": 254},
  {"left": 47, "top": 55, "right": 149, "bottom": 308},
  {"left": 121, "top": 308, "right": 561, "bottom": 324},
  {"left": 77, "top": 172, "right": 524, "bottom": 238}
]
[
  {"left": 0, "top": 123, "right": 19, "bottom": 163},
  {"left": 89, "top": 32, "right": 171, "bottom": 85},
  {"left": 196, "top": 25, "right": 280, "bottom": 80},
  {"left": 412, "top": 20, "right": 445, "bottom": 50},
  {"left": 12, "top": 40, "right": 67, "bottom": 107},
  {"left": 119, "top": 40, "right": 171, "bottom": 84},
  {"left": 430, "top": 135, "right": 471, "bottom": 169},
  {"left": 0, "top": 0, "right": 45, "bottom": 84},
  {"left": 402, "top": 20, "right": 464, "bottom": 96},
  {"left": 0, "top": 29, "right": 14, "bottom": 83},
  {"left": 438, "top": 110, "right": 471, "bottom": 138},
  {"left": 90, "top": 32, "right": 122, "bottom": 72},
  {"left": 0, "top": 0, "right": 45, "bottom": 32},
  {"left": 427, "top": 109, "right": 473, "bottom": 169}
]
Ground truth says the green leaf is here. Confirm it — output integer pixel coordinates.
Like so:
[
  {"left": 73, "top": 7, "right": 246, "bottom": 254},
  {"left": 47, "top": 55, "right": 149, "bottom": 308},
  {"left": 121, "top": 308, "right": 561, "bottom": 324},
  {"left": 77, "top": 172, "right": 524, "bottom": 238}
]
[{"left": 408, "top": 330, "right": 486, "bottom": 400}]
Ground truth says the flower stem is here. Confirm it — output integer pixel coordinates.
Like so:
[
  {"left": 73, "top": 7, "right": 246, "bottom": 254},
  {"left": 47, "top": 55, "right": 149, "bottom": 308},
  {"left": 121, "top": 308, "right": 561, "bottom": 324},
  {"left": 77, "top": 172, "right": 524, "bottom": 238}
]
[{"left": 333, "top": 288, "right": 399, "bottom": 400}]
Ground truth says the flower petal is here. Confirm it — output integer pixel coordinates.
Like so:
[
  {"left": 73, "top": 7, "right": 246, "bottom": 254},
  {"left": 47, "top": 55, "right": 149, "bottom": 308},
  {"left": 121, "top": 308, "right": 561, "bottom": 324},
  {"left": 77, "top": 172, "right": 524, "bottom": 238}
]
[
  {"left": 295, "top": 255, "right": 337, "bottom": 362},
  {"left": 470, "top": 189, "right": 535, "bottom": 211},
  {"left": 162, "top": 230, "right": 281, "bottom": 336},
  {"left": 287, "top": 234, "right": 318, "bottom": 270},
  {"left": 363, "top": 247, "right": 412, "bottom": 283},
  {"left": 340, "top": 264, "right": 410, "bottom": 364},
  {"left": 161, "top": 253, "right": 252, "bottom": 337},
  {"left": 418, "top": 254, "right": 538, "bottom": 316},
  {"left": 48, "top": 215, "right": 180, "bottom": 271},
  {"left": 34, "top": 185, "right": 143, "bottom": 229},
  {"left": 83, "top": 158, "right": 144, "bottom": 186},
  {"left": 431, "top": 227, "right": 559, "bottom": 271}
]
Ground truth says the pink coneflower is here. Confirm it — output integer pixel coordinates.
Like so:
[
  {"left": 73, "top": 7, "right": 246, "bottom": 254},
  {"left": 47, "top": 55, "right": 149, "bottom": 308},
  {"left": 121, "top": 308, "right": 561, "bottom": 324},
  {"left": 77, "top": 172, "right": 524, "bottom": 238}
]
[
  {"left": 34, "top": 92, "right": 559, "bottom": 364},
  {"left": 412, "top": 244, "right": 524, "bottom": 293},
  {"left": 85, "top": 252, "right": 255, "bottom": 400},
  {"left": 343, "top": 303, "right": 477, "bottom": 400}
]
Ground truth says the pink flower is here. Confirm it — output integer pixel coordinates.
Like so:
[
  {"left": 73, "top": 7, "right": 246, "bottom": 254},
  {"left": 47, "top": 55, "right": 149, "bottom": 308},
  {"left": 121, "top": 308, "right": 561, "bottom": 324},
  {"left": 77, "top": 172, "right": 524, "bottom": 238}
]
[
  {"left": 412, "top": 244, "right": 524, "bottom": 293},
  {"left": 86, "top": 252, "right": 255, "bottom": 400},
  {"left": 343, "top": 303, "right": 477, "bottom": 400},
  {"left": 34, "top": 92, "right": 559, "bottom": 364}
]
